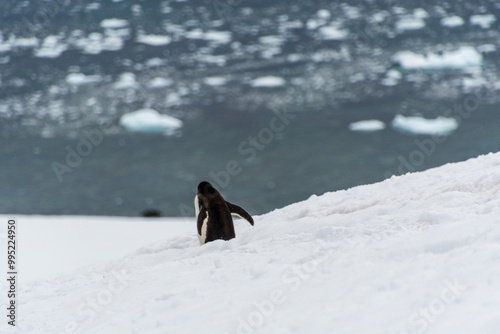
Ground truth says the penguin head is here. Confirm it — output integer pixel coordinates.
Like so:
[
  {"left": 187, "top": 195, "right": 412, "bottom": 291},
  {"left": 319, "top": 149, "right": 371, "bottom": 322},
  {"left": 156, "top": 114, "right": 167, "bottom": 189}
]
[{"left": 197, "top": 181, "right": 223, "bottom": 206}]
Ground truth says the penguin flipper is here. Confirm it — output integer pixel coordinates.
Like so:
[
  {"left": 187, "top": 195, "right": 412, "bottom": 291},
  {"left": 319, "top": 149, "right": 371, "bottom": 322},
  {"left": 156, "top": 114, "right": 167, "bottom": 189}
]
[{"left": 226, "top": 201, "right": 254, "bottom": 226}]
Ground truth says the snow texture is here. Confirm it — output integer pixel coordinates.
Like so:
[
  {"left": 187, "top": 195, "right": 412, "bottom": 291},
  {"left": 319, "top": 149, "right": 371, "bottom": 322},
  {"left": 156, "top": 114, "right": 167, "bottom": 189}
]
[{"left": 2, "top": 153, "right": 500, "bottom": 334}]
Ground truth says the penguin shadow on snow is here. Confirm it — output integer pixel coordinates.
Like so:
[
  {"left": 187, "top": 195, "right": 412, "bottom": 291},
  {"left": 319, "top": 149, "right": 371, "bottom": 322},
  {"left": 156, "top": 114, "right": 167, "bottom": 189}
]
[{"left": 195, "top": 181, "right": 254, "bottom": 245}]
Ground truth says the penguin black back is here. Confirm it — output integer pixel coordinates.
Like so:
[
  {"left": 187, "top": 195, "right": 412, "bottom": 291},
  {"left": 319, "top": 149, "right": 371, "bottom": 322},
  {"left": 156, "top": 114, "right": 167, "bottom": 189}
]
[{"left": 195, "top": 181, "right": 254, "bottom": 244}]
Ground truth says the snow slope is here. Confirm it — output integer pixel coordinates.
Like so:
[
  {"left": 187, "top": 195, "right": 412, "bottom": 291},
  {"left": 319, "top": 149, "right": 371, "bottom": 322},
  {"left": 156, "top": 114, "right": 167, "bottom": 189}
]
[{"left": 2, "top": 153, "right": 500, "bottom": 334}]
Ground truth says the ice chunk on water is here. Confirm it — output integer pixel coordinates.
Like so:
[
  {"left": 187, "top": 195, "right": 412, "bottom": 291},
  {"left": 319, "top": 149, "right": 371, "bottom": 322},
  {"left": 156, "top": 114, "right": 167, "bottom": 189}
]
[
  {"left": 147, "top": 77, "right": 172, "bottom": 88},
  {"left": 250, "top": 76, "right": 286, "bottom": 88},
  {"left": 441, "top": 16, "right": 465, "bottom": 28},
  {"left": 65, "top": 73, "right": 102, "bottom": 85},
  {"left": 470, "top": 14, "right": 496, "bottom": 29},
  {"left": 136, "top": 34, "right": 172, "bottom": 46},
  {"left": 393, "top": 46, "right": 482, "bottom": 71},
  {"left": 113, "top": 72, "right": 139, "bottom": 89},
  {"left": 349, "top": 120, "right": 386, "bottom": 132},
  {"left": 204, "top": 77, "right": 227, "bottom": 86},
  {"left": 100, "top": 19, "right": 129, "bottom": 29},
  {"left": 35, "top": 35, "right": 67, "bottom": 58},
  {"left": 391, "top": 115, "right": 458, "bottom": 136},
  {"left": 318, "top": 26, "right": 349, "bottom": 40},
  {"left": 395, "top": 17, "right": 426, "bottom": 32},
  {"left": 119, "top": 108, "right": 183, "bottom": 135}
]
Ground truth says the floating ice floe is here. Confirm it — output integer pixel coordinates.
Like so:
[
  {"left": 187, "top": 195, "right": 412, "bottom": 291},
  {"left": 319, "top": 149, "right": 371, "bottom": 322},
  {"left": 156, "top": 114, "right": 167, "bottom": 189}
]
[
  {"left": 470, "top": 14, "right": 496, "bottom": 29},
  {"left": 306, "top": 16, "right": 329, "bottom": 30},
  {"left": 113, "top": 73, "right": 139, "bottom": 89},
  {"left": 258, "top": 35, "right": 285, "bottom": 58},
  {"left": 185, "top": 30, "right": 232, "bottom": 44},
  {"left": 204, "top": 77, "right": 227, "bottom": 86},
  {"left": 197, "top": 54, "right": 226, "bottom": 66},
  {"left": 318, "top": 26, "right": 349, "bottom": 40},
  {"left": 0, "top": 36, "right": 40, "bottom": 53},
  {"left": 381, "top": 69, "right": 403, "bottom": 86},
  {"left": 342, "top": 4, "right": 361, "bottom": 19},
  {"left": 119, "top": 108, "right": 183, "bottom": 135},
  {"left": 349, "top": 120, "right": 386, "bottom": 132},
  {"left": 136, "top": 34, "right": 172, "bottom": 46},
  {"left": 370, "top": 11, "right": 388, "bottom": 24},
  {"left": 413, "top": 8, "right": 429, "bottom": 19},
  {"left": 86, "top": 3, "right": 101, "bottom": 11},
  {"left": 147, "top": 77, "right": 172, "bottom": 88},
  {"left": 441, "top": 16, "right": 465, "bottom": 28},
  {"left": 204, "top": 31, "right": 232, "bottom": 44},
  {"left": 145, "top": 58, "right": 165, "bottom": 67},
  {"left": 100, "top": 19, "right": 129, "bottom": 29},
  {"left": 477, "top": 44, "right": 496, "bottom": 53},
  {"left": 14, "top": 37, "right": 39, "bottom": 48},
  {"left": 391, "top": 115, "right": 459, "bottom": 136},
  {"left": 65, "top": 73, "right": 102, "bottom": 85},
  {"left": 462, "top": 75, "right": 486, "bottom": 91},
  {"left": 317, "top": 9, "right": 331, "bottom": 20},
  {"left": 250, "top": 76, "right": 286, "bottom": 88},
  {"left": 395, "top": 17, "right": 426, "bottom": 32},
  {"left": 0, "top": 38, "right": 12, "bottom": 53},
  {"left": 35, "top": 35, "right": 67, "bottom": 58},
  {"left": 258, "top": 35, "right": 285, "bottom": 46},
  {"left": 392, "top": 46, "right": 482, "bottom": 71},
  {"left": 79, "top": 32, "right": 125, "bottom": 54}
]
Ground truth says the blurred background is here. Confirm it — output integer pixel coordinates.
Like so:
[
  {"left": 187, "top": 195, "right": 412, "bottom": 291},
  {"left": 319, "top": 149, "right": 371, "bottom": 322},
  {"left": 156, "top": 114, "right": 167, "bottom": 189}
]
[{"left": 1, "top": 0, "right": 500, "bottom": 217}]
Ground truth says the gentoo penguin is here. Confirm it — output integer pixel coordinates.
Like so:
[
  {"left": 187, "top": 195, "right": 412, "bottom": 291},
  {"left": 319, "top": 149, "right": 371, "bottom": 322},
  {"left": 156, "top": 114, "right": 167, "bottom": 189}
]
[{"left": 195, "top": 181, "right": 254, "bottom": 244}]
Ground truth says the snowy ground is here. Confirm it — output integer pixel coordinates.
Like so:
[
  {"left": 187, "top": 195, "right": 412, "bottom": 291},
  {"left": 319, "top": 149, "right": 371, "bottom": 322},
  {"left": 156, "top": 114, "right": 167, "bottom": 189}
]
[{"left": 2, "top": 152, "right": 500, "bottom": 333}]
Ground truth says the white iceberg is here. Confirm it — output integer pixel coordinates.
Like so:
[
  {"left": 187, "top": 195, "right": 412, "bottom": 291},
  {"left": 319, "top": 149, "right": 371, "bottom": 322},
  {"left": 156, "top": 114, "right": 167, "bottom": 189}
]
[
  {"left": 100, "top": 19, "right": 129, "bottom": 29},
  {"left": 136, "top": 34, "right": 172, "bottom": 46},
  {"left": 147, "top": 77, "right": 172, "bottom": 88},
  {"left": 318, "top": 26, "right": 349, "bottom": 40},
  {"left": 119, "top": 108, "right": 183, "bottom": 135},
  {"left": 317, "top": 9, "right": 331, "bottom": 19},
  {"left": 250, "top": 76, "right": 286, "bottom": 88},
  {"left": 470, "top": 14, "right": 496, "bottom": 29},
  {"left": 185, "top": 30, "right": 232, "bottom": 44},
  {"left": 392, "top": 46, "right": 482, "bottom": 71},
  {"left": 35, "top": 35, "right": 67, "bottom": 58},
  {"left": 391, "top": 115, "right": 459, "bottom": 136},
  {"left": 72, "top": 32, "right": 125, "bottom": 54},
  {"left": 14, "top": 37, "right": 39, "bottom": 48},
  {"left": 203, "top": 31, "right": 232, "bottom": 44},
  {"left": 349, "top": 120, "right": 386, "bottom": 132},
  {"left": 441, "top": 16, "right": 465, "bottom": 28},
  {"left": 395, "top": 17, "right": 426, "bottom": 32},
  {"left": 65, "top": 73, "right": 102, "bottom": 85},
  {"left": 113, "top": 72, "right": 139, "bottom": 90},
  {"left": 203, "top": 76, "right": 227, "bottom": 86},
  {"left": 258, "top": 35, "right": 285, "bottom": 46}
]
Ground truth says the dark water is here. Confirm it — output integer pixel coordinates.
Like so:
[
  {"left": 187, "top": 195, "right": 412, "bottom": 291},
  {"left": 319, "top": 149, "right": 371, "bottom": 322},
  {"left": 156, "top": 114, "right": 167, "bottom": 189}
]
[
  {"left": 2, "top": 102, "right": 500, "bottom": 216},
  {"left": 1, "top": 0, "right": 500, "bottom": 216}
]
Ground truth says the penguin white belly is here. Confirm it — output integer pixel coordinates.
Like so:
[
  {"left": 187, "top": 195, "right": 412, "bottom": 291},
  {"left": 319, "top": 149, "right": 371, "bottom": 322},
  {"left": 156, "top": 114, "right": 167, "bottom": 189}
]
[
  {"left": 194, "top": 195, "right": 200, "bottom": 218},
  {"left": 198, "top": 214, "right": 209, "bottom": 245},
  {"left": 195, "top": 195, "right": 209, "bottom": 245}
]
